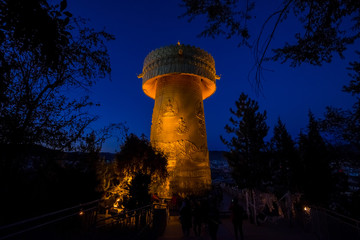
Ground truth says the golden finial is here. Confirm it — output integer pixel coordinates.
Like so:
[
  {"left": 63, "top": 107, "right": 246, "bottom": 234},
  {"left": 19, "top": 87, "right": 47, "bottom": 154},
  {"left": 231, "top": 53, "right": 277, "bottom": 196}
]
[{"left": 177, "top": 41, "right": 181, "bottom": 46}]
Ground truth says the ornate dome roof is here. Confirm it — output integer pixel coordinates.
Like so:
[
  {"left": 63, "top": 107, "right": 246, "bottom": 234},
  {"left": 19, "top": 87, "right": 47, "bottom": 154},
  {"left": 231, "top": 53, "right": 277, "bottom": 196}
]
[{"left": 139, "top": 44, "right": 219, "bottom": 100}]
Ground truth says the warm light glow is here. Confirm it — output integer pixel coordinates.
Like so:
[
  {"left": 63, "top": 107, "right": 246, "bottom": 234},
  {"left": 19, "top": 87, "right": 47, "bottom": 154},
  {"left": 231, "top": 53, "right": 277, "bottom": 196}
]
[
  {"left": 111, "top": 203, "right": 124, "bottom": 214},
  {"left": 98, "top": 171, "right": 135, "bottom": 213},
  {"left": 79, "top": 211, "right": 84, "bottom": 216},
  {"left": 142, "top": 74, "right": 216, "bottom": 100},
  {"left": 139, "top": 45, "right": 218, "bottom": 196},
  {"left": 304, "top": 206, "right": 311, "bottom": 214}
]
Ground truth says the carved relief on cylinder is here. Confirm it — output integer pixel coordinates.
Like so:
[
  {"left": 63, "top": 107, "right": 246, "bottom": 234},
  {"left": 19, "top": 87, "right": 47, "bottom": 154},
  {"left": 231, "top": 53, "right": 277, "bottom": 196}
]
[
  {"left": 195, "top": 101, "right": 206, "bottom": 137},
  {"left": 156, "top": 118, "right": 163, "bottom": 134},
  {"left": 195, "top": 101, "right": 204, "bottom": 119},
  {"left": 161, "top": 98, "right": 178, "bottom": 117},
  {"left": 177, "top": 117, "right": 189, "bottom": 135},
  {"left": 140, "top": 44, "right": 219, "bottom": 196}
]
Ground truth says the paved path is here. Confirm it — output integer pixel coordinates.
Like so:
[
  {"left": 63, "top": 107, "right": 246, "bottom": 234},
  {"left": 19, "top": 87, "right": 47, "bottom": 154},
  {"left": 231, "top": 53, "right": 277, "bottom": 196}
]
[
  {"left": 158, "top": 217, "right": 317, "bottom": 240},
  {"left": 158, "top": 191, "right": 317, "bottom": 240}
]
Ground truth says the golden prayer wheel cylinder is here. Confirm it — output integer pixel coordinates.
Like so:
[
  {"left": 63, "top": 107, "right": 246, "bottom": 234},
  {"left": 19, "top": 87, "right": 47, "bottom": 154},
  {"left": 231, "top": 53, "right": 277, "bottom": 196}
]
[{"left": 138, "top": 44, "right": 219, "bottom": 196}]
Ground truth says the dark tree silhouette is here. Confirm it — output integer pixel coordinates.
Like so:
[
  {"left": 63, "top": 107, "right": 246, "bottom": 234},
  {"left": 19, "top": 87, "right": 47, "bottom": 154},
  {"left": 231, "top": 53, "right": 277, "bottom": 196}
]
[
  {"left": 221, "top": 92, "right": 269, "bottom": 190},
  {"left": 221, "top": 93, "right": 269, "bottom": 225},
  {"left": 270, "top": 118, "right": 303, "bottom": 196},
  {"left": 180, "top": 0, "right": 253, "bottom": 42},
  {"left": 180, "top": 0, "right": 360, "bottom": 86},
  {"left": 320, "top": 53, "right": 360, "bottom": 215},
  {"left": 299, "top": 111, "right": 333, "bottom": 206},
  {"left": 344, "top": 52, "right": 360, "bottom": 95},
  {"left": 97, "top": 134, "right": 168, "bottom": 208},
  {"left": 322, "top": 51, "right": 360, "bottom": 148},
  {"left": 115, "top": 134, "right": 168, "bottom": 186},
  {"left": 0, "top": 0, "right": 117, "bottom": 224},
  {"left": 0, "top": 0, "right": 114, "bottom": 150},
  {"left": 125, "top": 172, "right": 152, "bottom": 209}
]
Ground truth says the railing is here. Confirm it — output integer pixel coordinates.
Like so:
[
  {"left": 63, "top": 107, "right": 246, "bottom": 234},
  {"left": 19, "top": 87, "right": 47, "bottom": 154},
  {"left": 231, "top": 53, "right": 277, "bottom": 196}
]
[
  {"left": 221, "top": 183, "right": 360, "bottom": 240},
  {"left": 305, "top": 206, "right": 360, "bottom": 240},
  {"left": 0, "top": 199, "right": 100, "bottom": 240},
  {"left": 96, "top": 204, "right": 153, "bottom": 229},
  {"left": 0, "top": 200, "right": 170, "bottom": 240},
  {"left": 95, "top": 202, "right": 169, "bottom": 239}
]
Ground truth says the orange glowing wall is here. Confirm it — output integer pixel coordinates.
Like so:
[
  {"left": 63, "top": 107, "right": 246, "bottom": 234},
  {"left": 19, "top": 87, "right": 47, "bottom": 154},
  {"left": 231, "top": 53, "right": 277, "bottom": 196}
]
[{"left": 139, "top": 44, "right": 219, "bottom": 196}]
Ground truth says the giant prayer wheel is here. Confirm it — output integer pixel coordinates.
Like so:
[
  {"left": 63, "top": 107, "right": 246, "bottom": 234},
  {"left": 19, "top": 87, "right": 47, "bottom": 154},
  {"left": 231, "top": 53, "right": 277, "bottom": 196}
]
[{"left": 138, "top": 43, "right": 219, "bottom": 196}]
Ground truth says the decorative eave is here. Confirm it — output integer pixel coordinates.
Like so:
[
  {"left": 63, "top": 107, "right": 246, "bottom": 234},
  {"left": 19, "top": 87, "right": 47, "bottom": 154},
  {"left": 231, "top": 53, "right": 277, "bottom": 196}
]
[{"left": 138, "top": 44, "right": 220, "bottom": 100}]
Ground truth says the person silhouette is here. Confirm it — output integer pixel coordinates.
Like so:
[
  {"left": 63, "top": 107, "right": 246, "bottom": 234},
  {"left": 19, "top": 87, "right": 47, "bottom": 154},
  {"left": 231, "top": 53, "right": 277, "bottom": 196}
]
[
  {"left": 192, "top": 200, "right": 202, "bottom": 236},
  {"left": 229, "top": 197, "right": 245, "bottom": 240},
  {"left": 179, "top": 198, "right": 192, "bottom": 237},
  {"left": 207, "top": 197, "right": 220, "bottom": 240}
]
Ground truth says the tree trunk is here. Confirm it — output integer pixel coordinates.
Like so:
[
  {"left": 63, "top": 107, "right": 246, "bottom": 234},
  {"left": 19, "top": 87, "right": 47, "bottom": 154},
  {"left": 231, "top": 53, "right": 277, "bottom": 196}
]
[{"left": 252, "top": 189, "right": 257, "bottom": 225}]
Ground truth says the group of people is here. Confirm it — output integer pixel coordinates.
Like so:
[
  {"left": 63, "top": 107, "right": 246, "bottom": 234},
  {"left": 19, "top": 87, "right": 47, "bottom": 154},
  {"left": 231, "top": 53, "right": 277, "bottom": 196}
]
[
  {"left": 176, "top": 192, "right": 245, "bottom": 240},
  {"left": 178, "top": 195, "right": 221, "bottom": 239}
]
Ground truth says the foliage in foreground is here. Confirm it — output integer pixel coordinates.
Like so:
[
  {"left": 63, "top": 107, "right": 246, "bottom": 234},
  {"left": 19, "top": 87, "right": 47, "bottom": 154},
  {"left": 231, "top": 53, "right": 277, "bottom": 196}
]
[
  {"left": 180, "top": 0, "right": 360, "bottom": 86},
  {"left": 221, "top": 92, "right": 358, "bottom": 218},
  {"left": 0, "top": 144, "right": 101, "bottom": 225},
  {"left": 0, "top": 0, "right": 114, "bottom": 151},
  {"left": 97, "top": 134, "right": 168, "bottom": 210},
  {"left": 0, "top": 0, "right": 121, "bottom": 224}
]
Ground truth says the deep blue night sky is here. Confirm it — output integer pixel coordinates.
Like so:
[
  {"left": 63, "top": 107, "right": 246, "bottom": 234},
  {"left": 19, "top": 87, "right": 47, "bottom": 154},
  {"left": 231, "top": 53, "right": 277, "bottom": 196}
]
[{"left": 68, "top": 0, "right": 357, "bottom": 152}]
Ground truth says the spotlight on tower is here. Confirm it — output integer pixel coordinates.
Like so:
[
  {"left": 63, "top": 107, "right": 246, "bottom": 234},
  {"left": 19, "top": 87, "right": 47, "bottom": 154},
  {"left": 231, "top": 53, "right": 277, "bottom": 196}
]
[{"left": 138, "top": 44, "right": 220, "bottom": 196}]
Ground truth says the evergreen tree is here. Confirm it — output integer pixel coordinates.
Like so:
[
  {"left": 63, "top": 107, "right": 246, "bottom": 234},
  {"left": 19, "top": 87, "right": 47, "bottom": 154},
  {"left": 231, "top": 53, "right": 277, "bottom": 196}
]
[
  {"left": 322, "top": 51, "right": 360, "bottom": 149},
  {"left": 221, "top": 92, "right": 269, "bottom": 190},
  {"left": 344, "top": 51, "right": 360, "bottom": 96},
  {"left": 270, "top": 118, "right": 302, "bottom": 195},
  {"left": 299, "top": 111, "right": 333, "bottom": 206}
]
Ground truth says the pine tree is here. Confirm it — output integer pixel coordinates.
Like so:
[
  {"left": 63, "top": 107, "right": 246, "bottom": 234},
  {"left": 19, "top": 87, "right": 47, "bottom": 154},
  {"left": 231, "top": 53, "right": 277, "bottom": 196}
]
[
  {"left": 221, "top": 93, "right": 269, "bottom": 190},
  {"left": 322, "top": 52, "right": 360, "bottom": 148},
  {"left": 299, "top": 111, "right": 333, "bottom": 206},
  {"left": 221, "top": 93, "right": 269, "bottom": 225},
  {"left": 270, "top": 118, "right": 302, "bottom": 195}
]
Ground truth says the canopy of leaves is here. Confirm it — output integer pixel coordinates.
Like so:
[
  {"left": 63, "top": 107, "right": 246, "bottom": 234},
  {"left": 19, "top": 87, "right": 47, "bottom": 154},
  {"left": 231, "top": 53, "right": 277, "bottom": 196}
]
[
  {"left": 115, "top": 134, "right": 168, "bottom": 181},
  {"left": 321, "top": 51, "right": 360, "bottom": 148},
  {"left": 272, "top": 0, "right": 360, "bottom": 66},
  {"left": 180, "top": 0, "right": 360, "bottom": 85},
  {"left": 344, "top": 51, "right": 360, "bottom": 95},
  {"left": 0, "top": 0, "right": 118, "bottom": 224},
  {"left": 321, "top": 106, "right": 360, "bottom": 147},
  {"left": 0, "top": 0, "right": 72, "bottom": 68},
  {"left": 97, "top": 134, "right": 168, "bottom": 205},
  {"left": 125, "top": 172, "right": 152, "bottom": 209},
  {"left": 0, "top": 0, "right": 115, "bottom": 150},
  {"left": 180, "top": 0, "right": 253, "bottom": 43}
]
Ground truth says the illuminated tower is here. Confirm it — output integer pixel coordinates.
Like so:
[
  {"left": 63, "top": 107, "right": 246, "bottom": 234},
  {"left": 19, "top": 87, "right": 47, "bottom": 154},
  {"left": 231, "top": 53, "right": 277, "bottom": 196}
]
[{"left": 138, "top": 43, "right": 219, "bottom": 196}]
